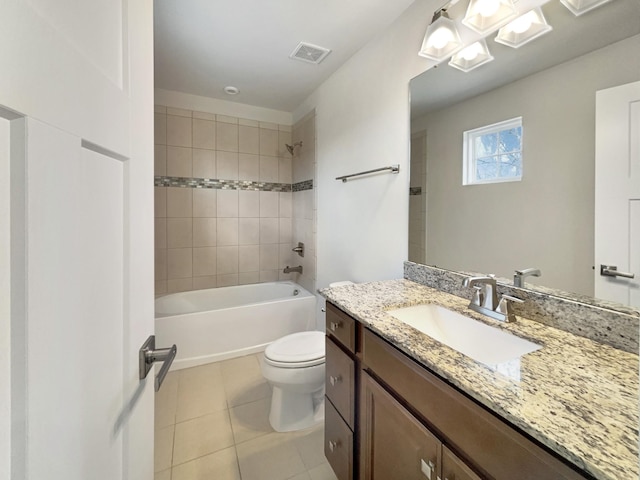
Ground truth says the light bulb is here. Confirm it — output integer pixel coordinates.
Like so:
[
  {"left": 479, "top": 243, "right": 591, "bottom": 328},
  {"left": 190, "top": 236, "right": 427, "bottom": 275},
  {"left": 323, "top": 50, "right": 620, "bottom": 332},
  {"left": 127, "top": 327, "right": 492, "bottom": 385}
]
[
  {"left": 428, "top": 27, "right": 454, "bottom": 49},
  {"left": 460, "top": 43, "right": 481, "bottom": 61},
  {"left": 509, "top": 12, "right": 534, "bottom": 33},
  {"left": 476, "top": 0, "right": 500, "bottom": 17}
]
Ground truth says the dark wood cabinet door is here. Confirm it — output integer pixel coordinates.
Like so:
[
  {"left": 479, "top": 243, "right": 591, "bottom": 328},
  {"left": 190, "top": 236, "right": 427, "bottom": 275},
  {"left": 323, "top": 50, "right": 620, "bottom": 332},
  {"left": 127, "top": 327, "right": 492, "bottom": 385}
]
[
  {"left": 442, "top": 447, "right": 483, "bottom": 480},
  {"left": 361, "top": 372, "right": 441, "bottom": 480}
]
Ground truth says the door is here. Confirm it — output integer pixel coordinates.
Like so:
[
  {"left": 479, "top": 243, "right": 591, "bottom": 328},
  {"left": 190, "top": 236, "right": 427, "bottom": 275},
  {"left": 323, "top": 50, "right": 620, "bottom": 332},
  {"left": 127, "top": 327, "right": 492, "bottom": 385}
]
[
  {"left": 1, "top": 1, "right": 155, "bottom": 479},
  {"left": 595, "top": 81, "right": 640, "bottom": 307},
  {"left": 361, "top": 372, "right": 442, "bottom": 480}
]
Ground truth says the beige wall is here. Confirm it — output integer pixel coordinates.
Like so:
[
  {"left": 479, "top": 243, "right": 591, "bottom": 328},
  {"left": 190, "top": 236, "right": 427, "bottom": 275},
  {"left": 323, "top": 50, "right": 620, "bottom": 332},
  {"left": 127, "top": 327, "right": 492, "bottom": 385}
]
[{"left": 415, "top": 35, "right": 640, "bottom": 295}]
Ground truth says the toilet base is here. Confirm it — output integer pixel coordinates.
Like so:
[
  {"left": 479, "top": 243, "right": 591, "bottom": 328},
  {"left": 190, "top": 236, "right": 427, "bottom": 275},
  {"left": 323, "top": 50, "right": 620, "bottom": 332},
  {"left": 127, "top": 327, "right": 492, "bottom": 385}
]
[{"left": 269, "top": 386, "right": 324, "bottom": 432}]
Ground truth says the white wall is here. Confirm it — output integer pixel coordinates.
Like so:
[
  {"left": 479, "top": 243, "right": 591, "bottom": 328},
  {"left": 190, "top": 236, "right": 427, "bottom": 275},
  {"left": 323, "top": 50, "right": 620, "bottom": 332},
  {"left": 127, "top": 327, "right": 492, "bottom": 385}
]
[
  {"left": 415, "top": 35, "right": 640, "bottom": 296},
  {"left": 0, "top": 116, "right": 9, "bottom": 480},
  {"left": 294, "top": 0, "right": 437, "bottom": 299}
]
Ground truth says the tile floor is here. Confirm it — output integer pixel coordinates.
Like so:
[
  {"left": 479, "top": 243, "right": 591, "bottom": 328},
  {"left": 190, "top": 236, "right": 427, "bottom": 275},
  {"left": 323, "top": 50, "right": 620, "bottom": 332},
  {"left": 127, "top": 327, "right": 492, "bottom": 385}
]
[{"left": 155, "top": 353, "right": 338, "bottom": 480}]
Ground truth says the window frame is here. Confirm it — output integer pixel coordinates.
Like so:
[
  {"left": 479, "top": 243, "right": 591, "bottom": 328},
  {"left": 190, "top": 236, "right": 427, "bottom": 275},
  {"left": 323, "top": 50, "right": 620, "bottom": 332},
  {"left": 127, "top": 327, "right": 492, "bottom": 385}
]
[{"left": 462, "top": 116, "right": 523, "bottom": 186}]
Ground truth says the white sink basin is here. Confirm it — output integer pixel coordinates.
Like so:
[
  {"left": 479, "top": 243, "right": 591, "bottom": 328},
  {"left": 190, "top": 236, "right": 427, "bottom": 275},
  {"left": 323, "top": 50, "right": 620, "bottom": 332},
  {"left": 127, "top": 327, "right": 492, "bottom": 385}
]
[{"left": 386, "top": 304, "right": 541, "bottom": 367}]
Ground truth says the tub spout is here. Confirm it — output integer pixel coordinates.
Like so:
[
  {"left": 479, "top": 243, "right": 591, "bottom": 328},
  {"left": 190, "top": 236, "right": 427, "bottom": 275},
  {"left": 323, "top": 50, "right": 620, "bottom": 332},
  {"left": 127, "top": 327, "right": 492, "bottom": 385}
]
[{"left": 283, "top": 265, "right": 303, "bottom": 274}]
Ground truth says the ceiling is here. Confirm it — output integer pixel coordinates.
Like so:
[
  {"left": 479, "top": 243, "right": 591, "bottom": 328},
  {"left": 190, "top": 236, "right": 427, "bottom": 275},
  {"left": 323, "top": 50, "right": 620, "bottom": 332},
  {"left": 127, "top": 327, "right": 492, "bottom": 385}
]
[{"left": 154, "top": 0, "right": 417, "bottom": 112}]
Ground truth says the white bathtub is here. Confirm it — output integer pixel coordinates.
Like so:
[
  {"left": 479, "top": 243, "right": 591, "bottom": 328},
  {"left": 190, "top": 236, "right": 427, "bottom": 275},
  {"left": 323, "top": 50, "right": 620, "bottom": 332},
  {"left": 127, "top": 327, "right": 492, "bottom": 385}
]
[{"left": 155, "top": 281, "right": 317, "bottom": 370}]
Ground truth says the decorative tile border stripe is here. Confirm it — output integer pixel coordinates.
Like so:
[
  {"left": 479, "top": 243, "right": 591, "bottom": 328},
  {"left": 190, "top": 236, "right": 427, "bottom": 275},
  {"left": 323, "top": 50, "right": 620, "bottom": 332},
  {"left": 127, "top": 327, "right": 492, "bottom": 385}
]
[
  {"left": 154, "top": 176, "right": 292, "bottom": 192},
  {"left": 410, "top": 187, "right": 422, "bottom": 195},
  {"left": 293, "top": 179, "right": 313, "bottom": 192}
]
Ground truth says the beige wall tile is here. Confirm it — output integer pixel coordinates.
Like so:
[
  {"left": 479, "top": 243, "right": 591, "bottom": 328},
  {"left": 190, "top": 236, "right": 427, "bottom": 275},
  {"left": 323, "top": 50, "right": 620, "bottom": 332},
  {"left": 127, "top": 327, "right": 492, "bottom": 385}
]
[
  {"left": 239, "top": 272, "right": 259, "bottom": 285},
  {"left": 167, "top": 115, "right": 192, "bottom": 147},
  {"left": 167, "top": 277, "right": 193, "bottom": 293},
  {"left": 259, "top": 121, "right": 278, "bottom": 131},
  {"left": 239, "top": 245, "right": 259, "bottom": 273},
  {"left": 279, "top": 243, "right": 293, "bottom": 268},
  {"left": 193, "top": 110, "right": 215, "bottom": 121},
  {"left": 167, "top": 146, "right": 192, "bottom": 177},
  {"left": 259, "top": 156, "right": 279, "bottom": 182},
  {"left": 279, "top": 218, "right": 292, "bottom": 243},
  {"left": 193, "top": 276, "right": 217, "bottom": 290},
  {"left": 278, "top": 130, "right": 292, "bottom": 157},
  {"left": 167, "top": 218, "right": 193, "bottom": 248},
  {"left": 278, "top": 124, "right": 292, "bottom": 132},
  {"left": 154, "top": 105, "right": 167, "bottom": 114},
  {"left": 217, "top": 246, "right": 239, "bottom": 274},
  {"left": 217, "top": 218, "right": 239, "bottom": 246},
  {"left": 155, "top": 248, "right": 167, "bottom": 281},
  {"left": 217, "top": 190, "right": 238, "bottom": 218},
  {"left": 193, "top": 218, "right": 217, "bottom": 247},
  {"left": 238, "top": 153, "right": 259, "bottom": 181},
  {"left": 259, "top": 244, "right": 278, "bottom": 270},
  {"left": 155, "top": 187, "right": 167, "bottom": 218},
  {"left": 217, "top": 274, "right": 239, "bottom": 287},
  {"left": 260, "top": 270, "right": 277, "bottom": 283},
  {"left": 155, "top": 145, "right": 167, "bottom": 176},
  {"left": 239, "top": 126, "right": 259, "bottom": 154},
  {"left": 155, "top": 280, "right": 167, "bottom": 295},
  {"left": 167, "top": 188, "right": 193, "bottom": 218},
  {"left": 167, "top": 107, "right": 192, "bottom": 117},
  {"left": 193, "top": 188, "right": 217, "bottom": 218},
  {"left": 259, "top": 191, "right": 279, "bottom": 218},
  {"left": 239, "top": 218, "right": 259, "bottom": 245},
  {"left": 193, "top": 149, "right": 216, "bottom": 179},
  {"left": 279, "top": 192, "right": 292, "bottom": 218},
  {"left": 154, "top": 113, "right": 167, "bottom": 145},
  {"left": 168, "top": 248, "right": 193, "bottom": 279},
  {"left": 239, "top": 190, "right": 259, "bottom": 217},
  {"left": 279, "top": 157, "right": 292, "bottom": 183},
  {"left": 217, "top": 115, "right": 238, "bottom": 124},
  {"left": 155, "top": 218, "right": 167, "bottom": 249},
  {"left": 259, "top": 129, "right": 278, "bottom": 156},
  {"left": 217, "top": 151, "right": 239, "bottom": 180},
  {"left": 239, "top": 118, "right": 259, "bottom": 127},
  {"left": 216, "top": 122, "right": 238, "bottom": 152},
  {"left": 193, "top": 247, "right": 217, "bottom": 277},
  {"left": 173, "top": 411, "right": 235, "bottom": 466},
  {"left": 192, "top": 118, "right": 215, "bottom": 150},
  {"left": 259, "top": 218, "right": 278, "bottom": 244}
]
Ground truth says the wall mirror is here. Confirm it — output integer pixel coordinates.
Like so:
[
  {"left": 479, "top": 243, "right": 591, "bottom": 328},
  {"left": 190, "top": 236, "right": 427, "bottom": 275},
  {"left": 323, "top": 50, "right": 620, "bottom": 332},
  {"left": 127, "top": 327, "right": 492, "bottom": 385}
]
[{"left": 409, "top": 0, "right": 640, "bottom": 308}]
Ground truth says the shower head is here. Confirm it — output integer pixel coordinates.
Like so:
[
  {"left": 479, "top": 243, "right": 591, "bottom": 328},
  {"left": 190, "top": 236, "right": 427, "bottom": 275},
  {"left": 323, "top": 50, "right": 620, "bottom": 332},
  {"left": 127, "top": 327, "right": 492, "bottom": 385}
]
[{"left": 285, "top": 141, "right": 303, "bottom": 155}]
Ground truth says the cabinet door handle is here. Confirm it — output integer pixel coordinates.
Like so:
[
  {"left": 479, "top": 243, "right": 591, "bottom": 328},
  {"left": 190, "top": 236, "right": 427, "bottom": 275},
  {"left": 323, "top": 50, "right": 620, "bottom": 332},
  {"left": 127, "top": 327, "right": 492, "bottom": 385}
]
[
  {"left": 329, "top": 320, "right": 342, "bottom": 331},
  {"left": 328, "top": 440, "right": 340, "bottom": 452},
  {"left": 329, "top": 375, "right": 342, "bottom": 386},
  {"left": 420, "top": 459, "right": 436, "bottom": 479}
]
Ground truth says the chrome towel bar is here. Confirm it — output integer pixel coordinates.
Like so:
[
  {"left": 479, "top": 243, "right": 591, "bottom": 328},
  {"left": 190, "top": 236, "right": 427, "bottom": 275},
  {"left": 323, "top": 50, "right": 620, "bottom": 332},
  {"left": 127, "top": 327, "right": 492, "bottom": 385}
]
[{"left": 336, "top": 164, "right": 399, "bottom": 182}]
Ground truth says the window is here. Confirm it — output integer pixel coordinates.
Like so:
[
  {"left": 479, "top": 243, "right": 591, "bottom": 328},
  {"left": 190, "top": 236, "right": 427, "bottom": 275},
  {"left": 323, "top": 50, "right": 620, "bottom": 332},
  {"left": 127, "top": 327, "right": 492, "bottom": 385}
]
[{"left": 463, "top": 117, "right": 523, "bottom": 185}]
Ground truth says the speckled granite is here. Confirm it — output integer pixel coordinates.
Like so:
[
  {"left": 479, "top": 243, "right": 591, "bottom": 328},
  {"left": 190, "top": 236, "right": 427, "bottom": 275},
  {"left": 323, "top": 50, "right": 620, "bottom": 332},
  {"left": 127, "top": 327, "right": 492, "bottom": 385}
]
[
  {"left": 319, "top": 279, "right": 639, "bottom": 480},
  {"left": 404, "top": 262, "right": 640, "bottom": 354}
]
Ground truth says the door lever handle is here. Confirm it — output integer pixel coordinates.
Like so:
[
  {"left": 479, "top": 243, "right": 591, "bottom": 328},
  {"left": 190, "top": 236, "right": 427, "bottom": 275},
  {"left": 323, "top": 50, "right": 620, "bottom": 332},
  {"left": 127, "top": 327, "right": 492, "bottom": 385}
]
[
  {"left": 600, "top": 265, "right": 635, "bottom": 279},
  {"left": 139, "top": 335, "right": 177, "bottom": 391}
]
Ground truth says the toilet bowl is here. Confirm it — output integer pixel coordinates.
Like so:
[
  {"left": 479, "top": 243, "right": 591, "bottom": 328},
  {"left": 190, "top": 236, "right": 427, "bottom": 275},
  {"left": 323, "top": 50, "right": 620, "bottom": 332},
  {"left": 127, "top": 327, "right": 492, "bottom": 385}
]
[{"left": 261, "top": 330, "right": 326, "bottom": 432}]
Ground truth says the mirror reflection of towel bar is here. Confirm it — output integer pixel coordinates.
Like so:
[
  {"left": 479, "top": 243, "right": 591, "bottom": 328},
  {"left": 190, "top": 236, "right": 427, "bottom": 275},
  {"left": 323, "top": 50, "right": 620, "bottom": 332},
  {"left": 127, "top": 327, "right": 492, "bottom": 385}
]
[{"left": 336, "top": 164, "right": 399, "bottom": 183}]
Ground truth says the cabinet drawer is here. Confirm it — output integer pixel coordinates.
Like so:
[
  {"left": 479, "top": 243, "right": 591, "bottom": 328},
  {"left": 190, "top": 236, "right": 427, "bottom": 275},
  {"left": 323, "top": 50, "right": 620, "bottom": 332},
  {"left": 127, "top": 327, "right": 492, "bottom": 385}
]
[
  {"left": 442, "top": 446, "right": 482, "bottom": 480},
  {"left": 326, "top": 337, "right": 355, "bottom": 428},
  {"left": 326, "top": 303, "right": 356, "bottom": 353},
  {"left": 362, "top": 329, "right": 586, "bottom": 480},
  {"left": 325, "top": 396, "right": 353, "bottom": 480}
]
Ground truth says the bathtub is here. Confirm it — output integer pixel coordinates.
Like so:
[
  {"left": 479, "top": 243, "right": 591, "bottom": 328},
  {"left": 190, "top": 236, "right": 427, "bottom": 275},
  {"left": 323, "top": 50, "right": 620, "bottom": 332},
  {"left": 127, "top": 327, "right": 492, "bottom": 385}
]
[{"left": 155, "top": 281, "right": 317, "bottom": 371}]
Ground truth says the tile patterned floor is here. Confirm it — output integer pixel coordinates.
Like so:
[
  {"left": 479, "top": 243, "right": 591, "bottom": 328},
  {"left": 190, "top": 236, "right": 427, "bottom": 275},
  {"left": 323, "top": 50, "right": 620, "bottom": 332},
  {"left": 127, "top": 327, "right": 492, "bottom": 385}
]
[{"left": 155, "top": 353, "right": 338, "bottom": 480}]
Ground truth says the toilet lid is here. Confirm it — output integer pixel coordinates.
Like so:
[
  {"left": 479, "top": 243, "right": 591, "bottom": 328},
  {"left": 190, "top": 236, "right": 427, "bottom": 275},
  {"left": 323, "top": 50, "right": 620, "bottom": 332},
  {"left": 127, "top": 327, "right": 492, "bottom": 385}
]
[{"left": 264, "top": 331, "right": 325, "bottom": 367}]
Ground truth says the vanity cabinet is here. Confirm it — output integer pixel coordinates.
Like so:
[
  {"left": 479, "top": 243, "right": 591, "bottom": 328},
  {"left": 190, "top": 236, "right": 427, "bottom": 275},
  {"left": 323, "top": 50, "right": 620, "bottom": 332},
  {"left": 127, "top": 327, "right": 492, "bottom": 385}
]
[{"left": 324, "top": 302, "right": 589, "bottom": 480}]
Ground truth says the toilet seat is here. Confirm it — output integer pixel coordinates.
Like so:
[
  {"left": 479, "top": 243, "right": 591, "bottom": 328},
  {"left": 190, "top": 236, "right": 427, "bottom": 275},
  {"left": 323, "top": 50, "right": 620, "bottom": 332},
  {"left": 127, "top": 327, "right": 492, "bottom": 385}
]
[{"left": 264, "top": 331, "right": 325, "bottom": 368}]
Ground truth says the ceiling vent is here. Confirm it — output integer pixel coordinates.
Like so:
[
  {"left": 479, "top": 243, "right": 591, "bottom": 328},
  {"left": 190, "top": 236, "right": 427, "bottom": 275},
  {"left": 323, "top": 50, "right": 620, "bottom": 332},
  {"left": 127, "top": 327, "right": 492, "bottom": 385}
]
[{"left": 289, "top": 42, "right": 331, "bottom": 65}]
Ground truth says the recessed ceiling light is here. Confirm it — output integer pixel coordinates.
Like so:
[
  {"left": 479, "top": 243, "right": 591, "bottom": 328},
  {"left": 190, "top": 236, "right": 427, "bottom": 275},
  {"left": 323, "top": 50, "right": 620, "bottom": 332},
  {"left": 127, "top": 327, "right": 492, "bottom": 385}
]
[{"left": 224, "top": 86, "right": 240, "bottom": 95}]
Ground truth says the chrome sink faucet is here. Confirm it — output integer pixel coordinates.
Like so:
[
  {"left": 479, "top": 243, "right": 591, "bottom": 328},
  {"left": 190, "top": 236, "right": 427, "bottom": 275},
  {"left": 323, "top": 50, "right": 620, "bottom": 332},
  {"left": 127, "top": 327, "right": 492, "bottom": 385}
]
[
  {"left": 513, "top": 268, "right": 541, "bottom": 287},
  {"left": 462, "top": 275, "right": 524, "bottom": 323}
]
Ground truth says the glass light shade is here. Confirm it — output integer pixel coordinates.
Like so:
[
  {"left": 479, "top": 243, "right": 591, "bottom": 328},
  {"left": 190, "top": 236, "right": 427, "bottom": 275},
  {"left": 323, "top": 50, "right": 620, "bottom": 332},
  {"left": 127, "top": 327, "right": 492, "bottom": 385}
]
[
  {"left": 559, "top": 0, "right": 613, "bottom": 16},
  {"left": 448, "top": 40, "right": 494, "bottom": 72},
  {"left": 495, "top": 8, "right": 552, "bottom": 49},
  {"left": 462, "top": 0, "right": 518, "bottom": 34},
  {"left": 419, "top": 11, "right": 463, "bottom": 61}
]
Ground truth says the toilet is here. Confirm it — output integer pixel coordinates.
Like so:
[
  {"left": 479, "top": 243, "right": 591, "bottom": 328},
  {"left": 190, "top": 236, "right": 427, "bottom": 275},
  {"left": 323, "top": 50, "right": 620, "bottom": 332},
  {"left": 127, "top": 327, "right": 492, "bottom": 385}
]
[
  {"left": 261, "top": 330, "right": 326, "bottom": 432},
  {"left": 261, "top": 280, "right": 354, "bottom": 432}
]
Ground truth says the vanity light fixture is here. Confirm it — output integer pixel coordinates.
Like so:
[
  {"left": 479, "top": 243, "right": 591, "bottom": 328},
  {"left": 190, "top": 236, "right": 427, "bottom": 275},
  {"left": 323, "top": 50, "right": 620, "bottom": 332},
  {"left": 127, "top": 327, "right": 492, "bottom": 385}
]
[
  {"left": 462, "top": 0, "right": 518, "bottom": 34},
  {"left": 448, "top": 39, "right": 494, "bottom": 72},
  {"left": 495, "top": 7, "right": 552, "bottom": 48},
  {"left": 559, "top": 0, "right": 613, "bottom": 16},
  {"left": 418, "top": 8, "right": 463, "bottom": 61}
]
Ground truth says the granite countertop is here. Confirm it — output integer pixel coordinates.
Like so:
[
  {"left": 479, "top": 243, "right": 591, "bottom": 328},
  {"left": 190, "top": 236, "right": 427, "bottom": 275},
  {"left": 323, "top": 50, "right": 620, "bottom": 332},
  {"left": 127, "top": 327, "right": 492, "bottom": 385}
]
[{"left": 319, "top": 279, "right": 639, "bottom": 480}]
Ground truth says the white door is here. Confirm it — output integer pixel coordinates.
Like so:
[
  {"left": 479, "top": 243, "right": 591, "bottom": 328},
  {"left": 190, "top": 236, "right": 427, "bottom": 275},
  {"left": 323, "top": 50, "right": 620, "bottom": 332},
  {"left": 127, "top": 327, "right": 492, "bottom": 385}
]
[
  {"left": 1, "top": 1, "right": 156, "bottom": 479},
  {"left": 595, "top": 81, "right": 640, "bottom": 308}
]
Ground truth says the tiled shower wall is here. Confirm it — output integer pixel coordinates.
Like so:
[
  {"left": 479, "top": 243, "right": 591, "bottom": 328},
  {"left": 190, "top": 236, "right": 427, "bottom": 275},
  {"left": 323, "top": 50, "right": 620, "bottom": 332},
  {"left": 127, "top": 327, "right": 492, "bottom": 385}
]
[{"left": 154, "top": 105, "right": 308, "bottom": 295}]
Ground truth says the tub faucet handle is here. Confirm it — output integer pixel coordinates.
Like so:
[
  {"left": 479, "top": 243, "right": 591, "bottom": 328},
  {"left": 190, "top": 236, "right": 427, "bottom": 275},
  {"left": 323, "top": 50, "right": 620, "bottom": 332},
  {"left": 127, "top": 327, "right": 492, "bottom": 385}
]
[{"left": 291, "top": 242, "right": 305, "bottom": 257}]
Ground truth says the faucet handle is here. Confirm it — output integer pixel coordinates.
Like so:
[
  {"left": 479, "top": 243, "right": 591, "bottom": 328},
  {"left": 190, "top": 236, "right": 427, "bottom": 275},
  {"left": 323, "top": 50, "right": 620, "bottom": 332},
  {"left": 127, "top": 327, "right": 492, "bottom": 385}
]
[
  {"left": 496, "top": 294, "right": 524, "bottom": 322},
  {"left": 471, "top": 286, "right": 483, "bottom": 306}
]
